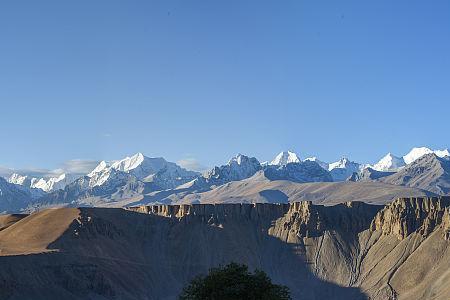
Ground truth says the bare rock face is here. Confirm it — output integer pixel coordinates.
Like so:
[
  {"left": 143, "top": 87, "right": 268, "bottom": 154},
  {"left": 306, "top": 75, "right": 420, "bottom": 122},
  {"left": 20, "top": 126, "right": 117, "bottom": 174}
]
[
  {"left": 370, "top": 197, "right": 450, "bottom": 239},
  {"left": 442, "top": 207, "right": 450, "bottom": 240},
  {"left": 128, "top": 203, "right": 290, "bottom": 222},
  {"left": 379, "top": 154, "right": 450, "bottom": 195},
  {"left": 272, "top": 201, "right": 380, "bottom": 239}
]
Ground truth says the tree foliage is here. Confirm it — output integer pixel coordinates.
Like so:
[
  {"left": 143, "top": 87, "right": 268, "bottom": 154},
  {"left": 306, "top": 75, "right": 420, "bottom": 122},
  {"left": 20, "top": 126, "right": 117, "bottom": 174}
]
[{"left": 179, "top": 263, "right": 291, "bottom": 300}]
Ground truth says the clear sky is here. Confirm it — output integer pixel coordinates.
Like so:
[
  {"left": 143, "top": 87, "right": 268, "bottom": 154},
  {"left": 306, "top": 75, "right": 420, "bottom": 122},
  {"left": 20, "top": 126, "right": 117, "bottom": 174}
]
[{"left": 1, "top": 0, "right": 449, "bottom": 174}]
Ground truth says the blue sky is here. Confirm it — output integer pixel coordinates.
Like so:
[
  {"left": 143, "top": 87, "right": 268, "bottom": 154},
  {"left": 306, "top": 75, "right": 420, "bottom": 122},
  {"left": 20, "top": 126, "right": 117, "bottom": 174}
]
[{"left": 1, "top": 0, "right": 449, "bottom": 173}]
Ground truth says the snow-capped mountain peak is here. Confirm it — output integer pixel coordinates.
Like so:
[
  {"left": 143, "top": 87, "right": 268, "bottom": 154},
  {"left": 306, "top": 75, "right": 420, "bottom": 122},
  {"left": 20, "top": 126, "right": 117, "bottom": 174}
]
[
  {"left": 8, "top": 173, "right": 31, "bottom": 186},
  {"left": 111, "top": 152, "right": 148, "bottom": 173},
  {"left": 228, "top": 154, "right": 246, "bottom": 166},
  {"left": 90, "top": 153, "right": 168, "bottom": 181},
  {"left": 402, "top": 147, "right": 449, "bottom": 165},
  {"left": 328, "top": 157, "right": 361, "bottom": 181},
  {"left": 403, "top": 147, "right": 433, "bottom": 165},
  {"left": 203, "top": 154, "right": 261, "bottom": 186},
  {"left": 434, "top": 149, "right": 450, "bottom": 158},
  {"left": 88, "top": 161, "right": 110, "bottom": 177},
  {"left": 328, "top": 157, "right": 351, "bottom": 171},
  {"left": 8, "top": 172, "right": 76, "bottom": 192},
  {"left": 270, "top": 151, "right": 301, "bottom": 166},
  {"left": 85, "top": 152, "right": 199, "bottom": 188},
  {"left": 373, "top": 153, "right": 405, "bottom": 171}
]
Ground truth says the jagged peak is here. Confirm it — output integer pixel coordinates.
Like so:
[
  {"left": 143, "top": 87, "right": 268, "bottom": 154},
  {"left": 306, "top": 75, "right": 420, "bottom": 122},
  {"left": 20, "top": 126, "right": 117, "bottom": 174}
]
[
  {"left": 270, "top": 150, "right": 301, "bottom": 166},
  {"left": 373, "top": 152, "right": 405, "bottom": 171},
  {"left": 402, "top": 146, "right": 449, "bottom": 165},
  {"left": 112, "top": 152, "right": 147, "bottom": 171},
  {"left": 403, "top": 147, "right": 433, "bottom": 164},
  {"left": 88, "top": 160, "right": 111, "bottom": 177},
  {"left": 227, "top": 154, "right": 259, "bottom": 166},
  {"left": 228, "top": 153, "right": 244, "bottom": 165},
  {"left": 435, "top": 148, "right": 450, "bottom": 158},
  {"left": 328, "top": 157, "right": 358, "bottom": 171},
  {"left": 8, "top": 173, "right": 28, "bottom": 183}
]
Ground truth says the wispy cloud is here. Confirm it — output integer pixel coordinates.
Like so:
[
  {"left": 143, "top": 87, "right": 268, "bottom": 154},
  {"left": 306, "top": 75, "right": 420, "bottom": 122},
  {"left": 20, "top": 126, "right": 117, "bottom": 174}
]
[
  {"left": 0, "top": 159, "right": 100, "bottom": 179},
  {"left": 59, "top": 159, "right": 100, "bottom": 174},
  {"left": 177, "top": 158, "right": 209, "bottom": 173},
  {"left": 0, "top": 166, "right": 52, "bottom": 178},
  {"left": 0, "top": 166, "right": 13, "bottom": 178}
]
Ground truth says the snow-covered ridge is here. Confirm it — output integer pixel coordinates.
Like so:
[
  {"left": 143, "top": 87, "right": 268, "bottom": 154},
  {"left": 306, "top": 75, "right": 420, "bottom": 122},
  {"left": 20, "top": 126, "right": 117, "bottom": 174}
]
[
  {"left": 327, "top": 157, "right": 360, "bottom": 181},
  {"left": 372, "top": 153, "right": 406, "bottom": 171},
  {"left": 204, "top": 154, "right": 261, "bottom": 185},
  {"left": 87, "top": 161, "right": 110, "bottom": 177},
  {"left": 435, "top": 149, "right": 450, "bottom": 158},
  {"left": 369, "top": 147, "right": 449, "bottom": 172},
  {"left": 87, "top": 152, "right": 199, "bottom": 188},
  {"left": 403, "top": 147, "right": 449, "bottom": 164},
  {"left": 8, "top": 173, "right": 77, "bottom": 192},
  {"left": 328, "top": 157, "right": 355, "bottom": 171},
  {"left": 270, "top": 151, "right": 301, "bottom": 166}
]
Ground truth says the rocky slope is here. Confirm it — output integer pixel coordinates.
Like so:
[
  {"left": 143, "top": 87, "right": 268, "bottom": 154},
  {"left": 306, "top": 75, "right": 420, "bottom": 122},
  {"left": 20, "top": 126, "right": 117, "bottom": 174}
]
[
  {"left": 198, "top": 154, "right": 262, "bottom": 187},
  {"left": 379, "top": 154, "right": 450, "bottom": 194},
  {"left": 159, "top": 171, "right": 433, "bottom": 206},
  {"left": 263, "top": 160, "right": 333, "bottom": 183},
  {"left": 348, "top": 167, "right": 395, "bottom": 182},
  {"left": 0, "top": 197, "right": 449, "bottom": 299}
]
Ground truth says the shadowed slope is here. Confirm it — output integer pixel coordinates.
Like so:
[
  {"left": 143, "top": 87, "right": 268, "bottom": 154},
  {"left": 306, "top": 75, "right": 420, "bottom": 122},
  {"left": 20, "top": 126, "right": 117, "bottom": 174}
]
[
  {"left": 0, "top": 205, "right": 367, "bottom": 300},
  {"left": 0, "top": 214, "right": 27, "bottom": 231}
]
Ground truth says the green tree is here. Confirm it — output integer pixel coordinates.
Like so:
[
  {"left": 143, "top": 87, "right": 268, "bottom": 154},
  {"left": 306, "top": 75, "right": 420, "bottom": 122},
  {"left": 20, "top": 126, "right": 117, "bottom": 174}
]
[{"left": 179, "top": 263, "right": 291, "bottom": 300}]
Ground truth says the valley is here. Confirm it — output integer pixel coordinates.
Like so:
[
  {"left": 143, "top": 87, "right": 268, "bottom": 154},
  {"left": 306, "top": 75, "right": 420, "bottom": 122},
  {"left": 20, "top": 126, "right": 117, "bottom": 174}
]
[{"left": 0, "top": 197, "right": 448, "bottom": 299}]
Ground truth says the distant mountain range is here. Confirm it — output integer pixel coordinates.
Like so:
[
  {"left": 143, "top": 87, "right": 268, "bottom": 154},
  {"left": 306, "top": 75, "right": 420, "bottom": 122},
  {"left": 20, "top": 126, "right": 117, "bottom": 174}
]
[
  {"left": 0, "top": 146, "right": 449, "bottom": 213},
  {"left": 8, "top": 173, "right": 78, "bottom": 192}
]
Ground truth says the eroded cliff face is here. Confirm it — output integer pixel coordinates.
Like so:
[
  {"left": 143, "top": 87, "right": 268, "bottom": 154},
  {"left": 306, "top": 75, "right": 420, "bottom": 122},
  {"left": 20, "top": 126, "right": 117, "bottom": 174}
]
[
  {"left": 270, "top": 201, "right": 380, "bottom": 240},
  {"left": 0, "top": 198, "right": 449, "bottom": 300},
  {"left": 126, "top": 197, "right": 450, "bottom": 300},
  {"left": 370, "top": 197, "right": 450, "bottom": 239},
  {"left": 442, "top": 207, "right": 450, "bottom": 240},
  {"left": 129, "top": 198, "right": 450, "bottom": 242},
  {"left": 129, "top": 202, "right": 290, "bottom": 221}
]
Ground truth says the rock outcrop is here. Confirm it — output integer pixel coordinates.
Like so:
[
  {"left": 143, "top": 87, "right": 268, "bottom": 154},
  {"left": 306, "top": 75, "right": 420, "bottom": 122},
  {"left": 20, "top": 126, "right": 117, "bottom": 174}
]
[
  {"left": 270, "top": 201, "right": 380, "bottom": 239},
  {"left": 442, "top": 207, "right": 450, "bottom": 240},
  {"left": 128, "top": 202, "right": 290, "bottom": 220},
  {"left": 370, "top": 196, "right": 450, "bottom": 239}
]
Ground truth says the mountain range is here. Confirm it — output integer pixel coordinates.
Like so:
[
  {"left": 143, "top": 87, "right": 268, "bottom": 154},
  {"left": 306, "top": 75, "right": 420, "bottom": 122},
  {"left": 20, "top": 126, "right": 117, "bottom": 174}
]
[{"left": 0, "top": 146, "right": 449, "bottom": 213}]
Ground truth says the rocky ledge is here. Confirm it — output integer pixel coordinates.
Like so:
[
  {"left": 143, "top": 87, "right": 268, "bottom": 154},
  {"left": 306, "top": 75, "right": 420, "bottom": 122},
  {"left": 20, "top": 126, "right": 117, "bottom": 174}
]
[{"left": 129, "top": 196, "right": 450, "bottom": 240}]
